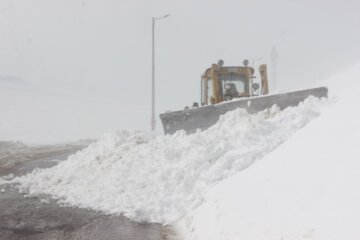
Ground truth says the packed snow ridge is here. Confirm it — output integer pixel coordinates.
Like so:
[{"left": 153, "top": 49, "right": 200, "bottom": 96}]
[{"left": 11, "top": 96, "right": 327, "bottom": 223}]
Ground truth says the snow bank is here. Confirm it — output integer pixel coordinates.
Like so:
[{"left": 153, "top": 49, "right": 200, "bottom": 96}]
[
  {"left": 179, "top": 64, "right": 360, "bottom": 240},
  {"left": 10, "top": 96, "right": 327, "bottom": 223}
]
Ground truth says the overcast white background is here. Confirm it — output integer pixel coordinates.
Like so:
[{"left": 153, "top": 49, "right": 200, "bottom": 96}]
[{"left": 0, "top": 0, "right": 359, "bottom": 143}]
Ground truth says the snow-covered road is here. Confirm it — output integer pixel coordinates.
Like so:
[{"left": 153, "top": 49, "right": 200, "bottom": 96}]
[
  {"left": 5, "top": 63, "right": 359, "bottom": 240},
  {"left": 0, "top": 144, "right": 169, "bottom": 240},
  {"left": 7, "top": 95, "right": 328, "bottom": 225}
]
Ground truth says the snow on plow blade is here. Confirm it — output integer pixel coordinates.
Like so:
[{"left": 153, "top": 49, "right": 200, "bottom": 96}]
[{"left": 160, "top": 87, "right": 328, "bottom": 135}]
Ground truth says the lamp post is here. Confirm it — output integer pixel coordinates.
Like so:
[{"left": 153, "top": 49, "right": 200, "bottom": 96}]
[{"left": 151, "top": 14, "right": 170, "bottom": 132}]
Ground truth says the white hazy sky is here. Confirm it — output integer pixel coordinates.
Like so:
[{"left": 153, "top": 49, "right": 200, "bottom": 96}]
[{"left": 1, "top": 0, "right": 360, "bottom": 143}]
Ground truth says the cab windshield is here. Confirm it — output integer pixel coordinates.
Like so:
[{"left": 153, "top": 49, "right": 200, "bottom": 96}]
[{"left": 221, "top": 74, "right": 247, "bottom": 100}]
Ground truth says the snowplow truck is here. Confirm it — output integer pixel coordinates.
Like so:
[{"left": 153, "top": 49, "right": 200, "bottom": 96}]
[{"left": 160, "top": 59, "right": 328, "bottom": 135}]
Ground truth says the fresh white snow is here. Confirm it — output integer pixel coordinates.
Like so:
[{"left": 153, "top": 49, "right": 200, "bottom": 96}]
[
  {"left": 178, "top": 63, "right": 360, "bottom": 240},
  {"left": 7, "top": 62, "right": 359, "bottom": 240},
  {"left": 9, "top": 94, "right": 327, "bottom": 224}
]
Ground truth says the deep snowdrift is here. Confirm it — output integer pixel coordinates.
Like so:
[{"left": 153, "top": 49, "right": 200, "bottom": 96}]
[
  {"left": 179, "top": 64, "right": 360, "bottom": 240},
  {"left": 9, "top": 95, "right": 327, "bottom": 223}
]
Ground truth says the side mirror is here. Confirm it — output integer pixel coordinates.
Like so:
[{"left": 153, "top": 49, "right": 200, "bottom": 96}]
[{"left": 252, "top": 83, "right": 260, "bottom": 91}]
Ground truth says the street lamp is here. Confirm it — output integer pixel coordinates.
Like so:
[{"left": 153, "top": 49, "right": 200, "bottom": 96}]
[{"left": 151, "top": 14, "right": 170, "bottom": 132}]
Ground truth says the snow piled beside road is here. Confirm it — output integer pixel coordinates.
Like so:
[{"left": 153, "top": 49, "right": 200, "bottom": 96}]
[
  {"left": 179, "top": 64, "right": 360, "bottom": 240},
  {"left": 11, "top": 96, "right": 327, "bottom": 223}
]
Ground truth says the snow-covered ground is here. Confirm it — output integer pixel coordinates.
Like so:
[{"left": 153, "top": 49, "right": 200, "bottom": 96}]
[
  {"left": 177, "top": 63, "right": 360, "bottom": 240},
  {"left": 3, "top": 64, "right": 358, "bottom": 239},
  {"left": 0, "top": 140, "right": 90, "bottom": 178},
  {"left": 6, "top": 94, "right": 326, "bottom": 224}
]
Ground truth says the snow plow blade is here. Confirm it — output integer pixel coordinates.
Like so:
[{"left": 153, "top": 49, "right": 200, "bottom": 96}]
[{"left": 160, "top": 87, "right": 328, "bottom": 135}]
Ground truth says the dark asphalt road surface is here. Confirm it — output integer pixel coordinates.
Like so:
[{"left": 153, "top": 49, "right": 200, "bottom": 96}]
[{"left": 0, "top": 142, "right": 172, "bottom": 240}]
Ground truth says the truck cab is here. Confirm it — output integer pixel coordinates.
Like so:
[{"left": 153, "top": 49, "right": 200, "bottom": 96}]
[{"left": 200, "top": 60, "right": 267, "bottom": 106}]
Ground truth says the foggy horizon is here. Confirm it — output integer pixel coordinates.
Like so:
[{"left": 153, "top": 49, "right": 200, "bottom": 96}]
[{"left": 1, "top": 0, "right": 359, "bottom": 143}]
